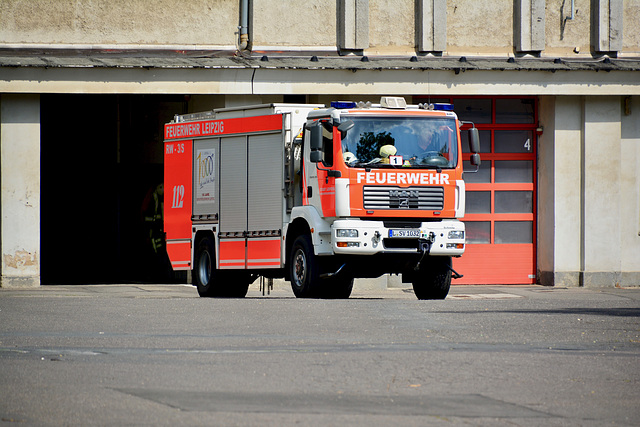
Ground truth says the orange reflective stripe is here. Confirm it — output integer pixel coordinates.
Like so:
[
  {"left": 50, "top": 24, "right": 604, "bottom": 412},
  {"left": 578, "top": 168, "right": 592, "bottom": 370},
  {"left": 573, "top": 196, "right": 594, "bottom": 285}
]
[
  {"left": 247, "top": 238, "right": 281, "bottom": 269},
  {"left": 219, "top": 239, "right": 246, "bottom": 269},
  {"left": 166, "top": 240, "right": 191, "bottom": 270}
]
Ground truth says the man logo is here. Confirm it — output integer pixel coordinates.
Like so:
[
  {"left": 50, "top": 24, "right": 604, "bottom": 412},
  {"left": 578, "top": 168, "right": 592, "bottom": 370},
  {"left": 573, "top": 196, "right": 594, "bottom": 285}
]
[{"left": 390, "top": 190, "right": 419, "bottom": 209}]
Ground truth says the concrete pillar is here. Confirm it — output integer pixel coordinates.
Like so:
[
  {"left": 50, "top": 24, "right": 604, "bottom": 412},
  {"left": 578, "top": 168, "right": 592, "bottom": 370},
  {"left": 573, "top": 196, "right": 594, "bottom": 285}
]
[
  {"left": 592, "top": 0, "right": 623, "bottom": 53},
  {"left": 0, "top": 94, "right": 41, "bottom": 288},
  {"left": 515, "top": 0, "right": 546, "bottom": 52},
  {"left": 581, "top": 96, "right": 622, "bottom": 286},
  {"left": 620, "top": 96, "right": 640, "bottom": 285},
  {"left": 338, "top": 0, "right": 369, "bottom": 52},
  {"left": 537, "top": 96, "right": 582, "bottom": 287},
  {"left": 416, "top": 0, "right": 446, "bottom": 53}
]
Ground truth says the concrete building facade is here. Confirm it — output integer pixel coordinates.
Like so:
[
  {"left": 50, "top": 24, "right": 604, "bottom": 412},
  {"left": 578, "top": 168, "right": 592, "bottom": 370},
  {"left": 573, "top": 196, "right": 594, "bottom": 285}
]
[{"left": 1, "top": 0, "right": 639, "bottom": 288}]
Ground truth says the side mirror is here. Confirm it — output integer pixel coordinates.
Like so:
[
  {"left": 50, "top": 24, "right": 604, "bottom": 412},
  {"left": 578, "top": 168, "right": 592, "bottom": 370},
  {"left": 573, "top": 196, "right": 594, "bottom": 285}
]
[
  {"left": 468, "top": 128, "right": 480, "bottom": 153},
  {"left": 337, "top": 120, "right": 354, "bottom": 134},
  {"left": 310, "top": 150, "right": 323, "bottom": 163},
  {"left": 308, "top": 121, "right": 323, "bottom": 151},
  {"left": 470, "top": 153, "right": 481, "bottom": 166}
]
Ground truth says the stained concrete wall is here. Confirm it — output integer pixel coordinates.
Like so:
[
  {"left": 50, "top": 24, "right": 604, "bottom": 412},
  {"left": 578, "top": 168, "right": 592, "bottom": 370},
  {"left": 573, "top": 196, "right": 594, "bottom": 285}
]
[
  {"left": 252, "top": 0, "right": 336, "bottom": 48},
  {"left": 1, "top": 0, "right": 639, "bottom": 56},
  {"left": 0, "top": 0, "right": 238, "bottom": 47},
  {"left": 369, "top": 0, "right": 414, "bottom": 55},
  {"left": 446, "top": 0, "right": 514, "bottom": 55},
  {"left": 0, "top": 94, "right": 40, "bottom": 288}
]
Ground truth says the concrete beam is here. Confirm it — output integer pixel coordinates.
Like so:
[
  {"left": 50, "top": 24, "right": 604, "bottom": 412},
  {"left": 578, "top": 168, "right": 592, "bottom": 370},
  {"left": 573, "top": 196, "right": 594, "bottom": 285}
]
[{"left": 1, "top": 67, "right": 639, "bottom": 96}]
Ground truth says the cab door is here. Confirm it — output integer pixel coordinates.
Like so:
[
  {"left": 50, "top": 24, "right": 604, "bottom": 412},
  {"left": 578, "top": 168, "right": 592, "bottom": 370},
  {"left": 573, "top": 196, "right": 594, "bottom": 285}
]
[{"left": 303, "top": 119, "right": 337, "bottom": 217}]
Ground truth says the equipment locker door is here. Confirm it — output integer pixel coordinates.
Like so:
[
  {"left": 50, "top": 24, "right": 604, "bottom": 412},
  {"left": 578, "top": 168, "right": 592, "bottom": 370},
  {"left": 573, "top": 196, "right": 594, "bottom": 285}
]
[
  {"left": 218, "top": 135, "right": 248, "bottom": 269},
  {"left": 192, "top": 138, "right": 219, "bottom": 217},
  {"left": 246, "top": 132, "right": 284, "bottom": 268}
]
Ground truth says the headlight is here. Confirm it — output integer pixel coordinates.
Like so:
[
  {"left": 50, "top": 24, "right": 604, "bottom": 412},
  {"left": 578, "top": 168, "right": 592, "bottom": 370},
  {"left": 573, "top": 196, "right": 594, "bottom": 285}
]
[
  {"left": 448, "top": 230, "right": 464, "bottom": 239},
  {"left": 336, "top": 229, "right": 359, "bottom": 238}
]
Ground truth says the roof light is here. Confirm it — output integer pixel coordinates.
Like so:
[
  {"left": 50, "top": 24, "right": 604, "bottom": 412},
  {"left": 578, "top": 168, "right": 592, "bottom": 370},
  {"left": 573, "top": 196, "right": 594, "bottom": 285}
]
[
  {"left": 433, "top": 103, "right": 454, "bottom": 111},
  {"left": 380, "top": 97, "right": 407, "bottom": 109},
  {"left": 331, "top": 101, "right": 357, "bottom": 109}
]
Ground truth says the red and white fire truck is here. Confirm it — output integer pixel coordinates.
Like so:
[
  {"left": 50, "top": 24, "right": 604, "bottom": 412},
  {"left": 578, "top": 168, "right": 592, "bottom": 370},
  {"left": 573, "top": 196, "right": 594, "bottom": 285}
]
[{"left": 163, "top": 97, "right": 480, "bottom": 299}]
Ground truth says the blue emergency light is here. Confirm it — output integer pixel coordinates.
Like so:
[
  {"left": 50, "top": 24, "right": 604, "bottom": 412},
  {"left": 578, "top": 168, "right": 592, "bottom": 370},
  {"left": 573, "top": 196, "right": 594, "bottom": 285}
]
[
  {"left": 433, "top": 103, "right": 454, "bottom": 111},
  {"left": 330, "top": 101, "right": 357, "bottom": 109}
]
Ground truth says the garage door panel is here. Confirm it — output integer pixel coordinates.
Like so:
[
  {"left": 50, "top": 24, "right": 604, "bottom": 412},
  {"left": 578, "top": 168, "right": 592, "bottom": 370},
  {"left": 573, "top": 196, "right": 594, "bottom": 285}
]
[{"left": 454, "top": 244, "right": 535, "bottom": 285}]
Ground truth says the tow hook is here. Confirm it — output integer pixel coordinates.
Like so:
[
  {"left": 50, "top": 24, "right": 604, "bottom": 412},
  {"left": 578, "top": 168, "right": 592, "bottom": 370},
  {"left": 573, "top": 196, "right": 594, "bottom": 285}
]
[
  {"left": 447, "top": 264, "right": 464, "bottom": 280},
  {"left": 414, "top": 232, "right": 436, "bottom": 271},
  {"left": 320, "top": 263, "right": 346, "bottom": 279},
  {"left": 372, "top": 231, "right": 381, "bottom": 245}
]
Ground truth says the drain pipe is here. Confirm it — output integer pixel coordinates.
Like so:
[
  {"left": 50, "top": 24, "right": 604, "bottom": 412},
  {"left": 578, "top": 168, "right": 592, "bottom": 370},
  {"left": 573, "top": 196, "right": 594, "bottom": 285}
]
[{"left": 239, "top": 0, "right": 249, "bottom": 50}]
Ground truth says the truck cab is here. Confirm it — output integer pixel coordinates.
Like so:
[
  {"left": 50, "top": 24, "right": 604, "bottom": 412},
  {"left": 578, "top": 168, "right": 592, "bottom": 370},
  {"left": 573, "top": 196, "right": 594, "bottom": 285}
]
[{"left": 287, "top": 97, "right": 480, "bottom": 299}]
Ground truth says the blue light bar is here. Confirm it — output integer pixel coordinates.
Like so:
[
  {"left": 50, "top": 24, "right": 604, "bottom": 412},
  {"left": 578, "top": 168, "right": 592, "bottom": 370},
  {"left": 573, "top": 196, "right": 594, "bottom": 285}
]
[
  {"left": 433, "top": 103, "right": 454, "bottom": 111},
  {"left": 331, "top": 101, "right": 357, "bottom": 109}
]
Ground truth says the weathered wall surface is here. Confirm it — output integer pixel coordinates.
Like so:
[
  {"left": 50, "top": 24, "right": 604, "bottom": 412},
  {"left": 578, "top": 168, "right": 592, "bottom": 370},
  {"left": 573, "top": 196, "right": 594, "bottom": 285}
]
[
  {"left": 622, "top": 0, "right": 640, "bottom": 52},
  {"left": 0, "top": 0, "right": 238, "bottom": 46},
  {"left": 446, "top": 0, "right": 514, "bottom": 55},
  {"left": 368, "top": 0, "right": 415, "bottom": 55},
  {"left": 544, "top": 0, "right": 591, "bottom": 55},
  {"left": 251, "top": 0, "right": 335, "bottom": 48},
  {"left": 1, "top": 0, "right": 638, "bottom": 55},
  {"left": 545, "top": 0, "right": 640, "bottom": 56}
]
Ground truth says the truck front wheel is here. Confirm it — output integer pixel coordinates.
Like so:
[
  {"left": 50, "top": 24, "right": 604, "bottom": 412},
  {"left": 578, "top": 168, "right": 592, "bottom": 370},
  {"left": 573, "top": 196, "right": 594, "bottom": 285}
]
[
  {"left": 411, "top": 256, "right": 452, "bottom": 300},
  {"left": 289, "top": 234, "right": 319, "bottom": 298}
]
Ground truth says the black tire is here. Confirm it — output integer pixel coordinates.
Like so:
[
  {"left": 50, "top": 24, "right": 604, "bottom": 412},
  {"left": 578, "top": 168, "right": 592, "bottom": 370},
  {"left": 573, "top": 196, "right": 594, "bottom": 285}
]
[
  {"left": 194, "top": 236, "right": 249, "bottom": 298},
  {"left": 320, "top": 276, "right": 354, "bottom": 299},
  {"left": 411, "top": 256, "right": 452, "bottom": 300},
  {"left": 289, "top": 234, "right": 319, "bottom": 298}
]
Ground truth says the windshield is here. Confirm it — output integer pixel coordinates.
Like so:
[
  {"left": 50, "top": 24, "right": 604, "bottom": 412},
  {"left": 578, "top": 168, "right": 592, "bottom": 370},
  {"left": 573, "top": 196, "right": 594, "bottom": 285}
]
[{"left": 340, "top": 116, "right": 458, "bottom": 169}]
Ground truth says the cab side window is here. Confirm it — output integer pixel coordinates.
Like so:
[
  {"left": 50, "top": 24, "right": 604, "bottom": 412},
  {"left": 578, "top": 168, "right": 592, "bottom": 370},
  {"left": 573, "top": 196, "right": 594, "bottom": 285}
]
[{"left": 321, "top": 123, "right": 333, "bottom": 167}]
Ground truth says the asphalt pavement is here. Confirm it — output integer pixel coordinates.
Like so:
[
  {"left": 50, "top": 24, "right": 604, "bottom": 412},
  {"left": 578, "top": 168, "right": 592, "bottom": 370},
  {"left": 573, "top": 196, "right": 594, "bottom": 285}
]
[{"left": 0, "top": 282, "right": 638, "bottom": 426}]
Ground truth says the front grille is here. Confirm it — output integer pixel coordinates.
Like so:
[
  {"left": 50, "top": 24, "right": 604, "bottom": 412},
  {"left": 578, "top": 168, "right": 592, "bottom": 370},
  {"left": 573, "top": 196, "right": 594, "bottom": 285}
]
[{"left": 363, "top": 186, "right": 444, "bottom": 210}]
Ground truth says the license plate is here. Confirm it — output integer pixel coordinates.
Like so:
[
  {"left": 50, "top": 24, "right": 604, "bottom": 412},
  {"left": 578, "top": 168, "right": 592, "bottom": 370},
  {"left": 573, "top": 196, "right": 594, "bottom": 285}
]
[{"left": 389, "top": 229, "right": 420, "bottom": 238}]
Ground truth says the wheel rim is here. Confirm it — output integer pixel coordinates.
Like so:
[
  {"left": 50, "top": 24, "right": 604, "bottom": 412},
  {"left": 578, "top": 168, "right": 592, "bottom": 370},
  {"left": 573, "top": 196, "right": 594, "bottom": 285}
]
[
  {"left": 293, "top": 248, "right": 306, "bottom": 288},
  {"left": 198, "top": 249, "right": 211, "bottom": 286}
]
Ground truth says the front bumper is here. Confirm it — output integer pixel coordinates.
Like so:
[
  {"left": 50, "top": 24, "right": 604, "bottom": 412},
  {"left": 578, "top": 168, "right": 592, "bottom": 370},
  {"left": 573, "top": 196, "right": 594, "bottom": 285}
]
[{"left": 331, "top": 219, "right": 465, "bottom": 256}]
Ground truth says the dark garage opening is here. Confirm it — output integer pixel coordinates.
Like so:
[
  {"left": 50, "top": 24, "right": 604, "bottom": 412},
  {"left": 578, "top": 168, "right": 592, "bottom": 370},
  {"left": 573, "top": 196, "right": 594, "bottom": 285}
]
[{"left": 40, "top": 94, "right": 187, "bottom": 284}]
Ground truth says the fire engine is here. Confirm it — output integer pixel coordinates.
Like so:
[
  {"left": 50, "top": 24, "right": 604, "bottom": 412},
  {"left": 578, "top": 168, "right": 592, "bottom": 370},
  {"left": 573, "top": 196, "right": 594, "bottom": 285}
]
[{"left": 163, "top": 97, "right": 480, "bottom": 299}]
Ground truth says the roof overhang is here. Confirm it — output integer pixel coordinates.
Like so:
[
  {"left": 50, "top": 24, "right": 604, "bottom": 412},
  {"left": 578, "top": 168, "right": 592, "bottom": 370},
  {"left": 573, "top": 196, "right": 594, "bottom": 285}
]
[{"left": 2, "top": 50, "right": 639, "bottom": 95}]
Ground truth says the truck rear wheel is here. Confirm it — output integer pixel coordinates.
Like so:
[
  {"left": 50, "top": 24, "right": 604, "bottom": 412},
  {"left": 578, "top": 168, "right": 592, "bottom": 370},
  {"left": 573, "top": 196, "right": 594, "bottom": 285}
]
[
  {"left": 194, "top": 236, "right": 248, "bottom": 298},
  {"left": 411, "top": 256, "right": 452, "bottom": 300},
  {"left": 289, "top": 234, "right": 319, "bottom": 298}
]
